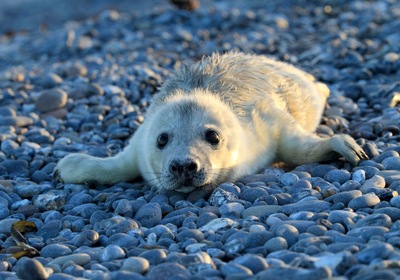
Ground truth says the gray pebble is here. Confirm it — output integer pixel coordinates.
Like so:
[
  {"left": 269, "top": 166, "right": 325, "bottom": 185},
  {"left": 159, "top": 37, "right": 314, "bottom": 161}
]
[
  {"left": 353, "top": 213, "right": 392, "bottom": 228},
  {"left": 73, "top": 230, "right": 99, "bottom": 247},
  {"left": 121, "top": 257, "right": 149, "bottom": 274},
  {"left": 49, "top": 253, "right": 91, "bottom": 266},
  {"left": 275, "top": 224, "right": 299, "bottom": 247},
  {"left": 279, "top": 173, "right": 299, "bottom": 186},
  {"left": 347, "top": 226, "right": 389, "bottom": 241},
  {"left": 15, "top": 258, "right": 49, "bottom": 280},
  {"left": 139, "top": 249, "right": 166, "bottom": 265},
  {"left": 146, "top": 263, "right": 190, "bottom": 280},
  {"left": 281, "top": 198, "right": 331, "bottom": 214},
  {"left": 220, "top": 263, "right": 253, "bottom": 277},
  {"left": 355, "top": 242, "right": 394, "bottom": 264},
  {"left": 176, "top": 229, "right": 204, "bottom": 242},
  {"left": 352, "top": 169, "right": 366, "bottom": 184},
  {"left": 324, "top": 170, "right": 351, "bottom": 184},
  {"left": 382, "top": 156, "right": 400, "bottom": 170},
  {"left": 255, "top": 266, "right": 331, "bottom": 280},
  {"left": 348, "top": 193, "right": 381, "bottom": 210},
  {"left": 264, "top": 237, "right": 288, "bottom": 252},
  {"left": 35, "top": 88, "right": 68, "bottom": 113},
  {"left": 41, "top": 244, "right": 72, "bottom": 258},
  {"left": 331, "top": 189, "right": 362, "bottom": 206},
  {"left": 134, "top": 203, "right": 162, "bottom": 228},
  {"left": 232, "top": 254, "right": 268, "bottom": 275},
  {"left": 101, "top": 244, "right": 126, "bottom": 261},
  {"left": 220, "top": 202, "right": 245, "bottom": 216}
]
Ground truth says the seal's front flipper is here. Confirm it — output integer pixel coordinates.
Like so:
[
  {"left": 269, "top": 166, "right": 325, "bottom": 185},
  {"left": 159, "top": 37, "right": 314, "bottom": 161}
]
[{"left": 54, "top": 149, "right": 139, "bottom": 185}]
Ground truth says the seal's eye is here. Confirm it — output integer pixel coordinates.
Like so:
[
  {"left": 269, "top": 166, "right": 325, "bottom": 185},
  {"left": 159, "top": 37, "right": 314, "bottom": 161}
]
[
  {"left": 157, "top": 133, "right": 169, "bottom": 149},
  {"left": 205, "top": 130, "right": 220, "bottom": 146}
]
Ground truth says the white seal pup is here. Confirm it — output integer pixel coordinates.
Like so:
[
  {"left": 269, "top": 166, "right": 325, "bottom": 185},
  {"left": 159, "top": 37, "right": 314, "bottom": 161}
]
[{"left": 54, "top": 52, "right": 367, "bottom": 194}]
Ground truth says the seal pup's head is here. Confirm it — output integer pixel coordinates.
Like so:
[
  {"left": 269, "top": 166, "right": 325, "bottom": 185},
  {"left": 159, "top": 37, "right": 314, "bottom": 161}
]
[{"left": 140, "top": 89, "right": 246, "bottom": 193}]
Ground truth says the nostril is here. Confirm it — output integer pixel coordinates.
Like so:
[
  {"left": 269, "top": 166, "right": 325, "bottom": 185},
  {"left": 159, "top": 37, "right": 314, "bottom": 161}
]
[
  {"left": 187, "top": 162, "right": 197, "bottom": 172},
  {"left": 170, "top": 164, "right": 178, "bottom": 173},
  {"left": 169, "top": 162, "right": 182, "bottom": 175}
]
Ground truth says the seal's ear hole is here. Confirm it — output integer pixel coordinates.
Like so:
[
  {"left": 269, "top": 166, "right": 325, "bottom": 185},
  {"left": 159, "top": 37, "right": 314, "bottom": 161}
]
[
  {"left": 205, "top": 129, "right": 220, "bottom": 146},
  {"left": 157, "top": 133, "right": 169, "bottom": 149}
]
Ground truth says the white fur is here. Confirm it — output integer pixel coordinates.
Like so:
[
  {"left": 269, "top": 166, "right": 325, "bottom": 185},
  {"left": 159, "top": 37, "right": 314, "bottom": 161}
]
[{"left": 55, "top": 52, "right": 367, "bottom": 191}]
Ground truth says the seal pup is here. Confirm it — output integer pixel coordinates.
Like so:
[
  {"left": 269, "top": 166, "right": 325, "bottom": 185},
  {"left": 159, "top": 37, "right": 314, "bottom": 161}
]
[{"left": 54, "top": 52, "right": 367, "bottom": 194}]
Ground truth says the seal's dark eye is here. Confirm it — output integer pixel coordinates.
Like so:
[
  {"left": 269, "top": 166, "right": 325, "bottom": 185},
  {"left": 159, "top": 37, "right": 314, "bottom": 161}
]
[
  {"left": 157, "top": 133, "right": 169, "bottom": 149},
  {"left": 205, "top": 130, "right": 220, "bottom": 146}
]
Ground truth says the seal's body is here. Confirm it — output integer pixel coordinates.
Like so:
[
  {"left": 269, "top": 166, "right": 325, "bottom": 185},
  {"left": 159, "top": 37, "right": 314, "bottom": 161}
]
[{"left": 55, "top": 52, "right": 367, "bottom": 193}]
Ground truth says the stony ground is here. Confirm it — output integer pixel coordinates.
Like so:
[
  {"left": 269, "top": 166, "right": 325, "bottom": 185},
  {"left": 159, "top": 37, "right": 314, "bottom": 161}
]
[{"left": 0, "top": 0, "right": 400, "bottom": 279}]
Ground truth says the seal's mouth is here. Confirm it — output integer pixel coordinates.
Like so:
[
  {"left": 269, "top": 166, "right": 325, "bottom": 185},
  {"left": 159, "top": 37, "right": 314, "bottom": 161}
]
[{"left": 174, "top": 185, "right": 197, "bottom": 193}]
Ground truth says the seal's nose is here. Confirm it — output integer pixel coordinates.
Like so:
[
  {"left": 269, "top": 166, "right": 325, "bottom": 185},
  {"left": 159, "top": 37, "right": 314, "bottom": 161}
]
[{"left": 169, "top": 159, "right": 198, "bottom": 177}]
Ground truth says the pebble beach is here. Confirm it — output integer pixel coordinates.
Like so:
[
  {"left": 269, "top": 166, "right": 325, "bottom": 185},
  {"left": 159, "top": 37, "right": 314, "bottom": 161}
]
[{"left": 1, "top": 0, "right": 400, "bottom": 279}]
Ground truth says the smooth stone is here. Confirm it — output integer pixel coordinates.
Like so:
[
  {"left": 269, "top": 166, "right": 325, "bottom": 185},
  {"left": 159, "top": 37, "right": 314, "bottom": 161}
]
[
  {"left": 281, "top": 198, "right": 331, "bottom": 215},
  {"left": 121, "top": 257, "right": 149, "bottom": 274},
  {"left": 375, "top": 207, "right": 400, "bottom": 221},
  {"left": 41, "top": 244, "right": 72, "bottom": 259},
  {"left": 106, "top": 233, "right": 139, "bottom": 249},
  {"left": 60, "top": 62, "right": 88, "bottom": 78},
  {"left": 146, "top": 263, "right": 190, "bottom": 280},
  {"left": 219, "top": 202, "right": 245, "bottom": 215},
  {"left": 36, "top": 219, "right": 62, "bottom": 240},
  {"left": 382, "top": 156, "right": 400, "bottom": 170},
  {"left": 176, "top": 229, "right": 204, "bottom": 242},
  {"left": 279, "top": 173, "right": 299, "bottom": 186},
  {"left": 110, "top": 271, "right": 146, "bottom": 280},
  {"left": 275, "top": 224, "right": 299, "bottom": 247},
  {"left": 240, "top": 187, "right": 269, "bottom": 203},
  {"left": 347, "top": 226, "right": 389, "bottom": 241},
  {"left": 378, "top": 170, "right": 400, "bottom": 185},
  {"left": 389, "top": 196, "right": 400, "bottom": 208},
  {"left": 14, "top": 184, "right": 52, "bottom": 198},
  {"left": 231, "top": 254, "right": 268, "bottom": 274},
  {"left": 242, "top": 205, "right": 282, "bottom": 217},
  {"left": 134, "top": 203, "right": 162, "bottom": 228},
  {"left": 49, "top": 253, "right": 91, "bottom": 266},
  {"left": 352, "top": 270, "right": 397, "bottom": 280},
  {"left": 264, "top": 237, "right": 288, "bottom": 252},
  {"left": 73, "top": 230, "right": 99, "bottom": 247},
  {"left": 220, "top": 263, "right": 253, "bottom": 277},
  {"left": 35, "top": 88, "right": 68, "bottom": 113},
  {"left": 199, "top": 218, "right": 240, "bottom": 233},
  {"left": 245, "top": 231, "right": 274, "bottom": 248},
  {"left": 325, "top": 230, "right": 365, "bottom": 244},
  {"left": 0, "top": 116, "right": 33, "bottom": 127},
  {"left": 47, "top": 273, "right": 78, "bottom": 280},
  {"left": 0, "top": 204, "right": 9, "bottom": 220},
  {"left": 360, "top": 175, "right": 386, "bottom": 193},
  {"left": 255, "top": 266, "right": 331, "bottom": 280},
  {"left": 348, "top": 193, "right": 381, "bottom": 210},
  {"left": 139, "top": 249, "right": 166, "bottom": 265},
  {"left": 330, "top": 190, "right": 362, "bottom": 206},
  {"left": 101, "top": 244, "right": 126, "bottom": 261},
  {"left": 352, "top": 169, "right": 366, "bottom": 184},
  {"left": 355, "top": 242, "right": 394, "bottom": 264},
  {"left": 353, "top": 213, "right": 392, "bottom": 228},
  {"left": 324, "top": 170, "right": 351, "bottom": 184},
  {"left": 310, "top": 165, "right": 337, "bottom": 177},
  {"left": 16, "top": 258, "right": 48, "bottom": 280},
  {"left": 0, "top": 218, "right": 20, "bottom": 234},
  {"left": 1, "top": 160, "right": 29, "bottom": 177}
]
